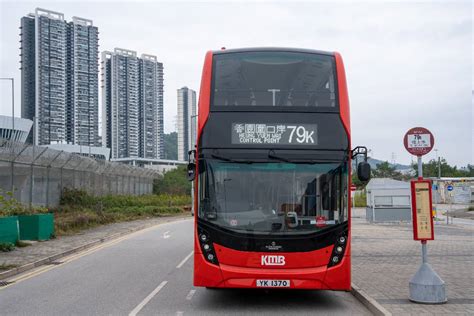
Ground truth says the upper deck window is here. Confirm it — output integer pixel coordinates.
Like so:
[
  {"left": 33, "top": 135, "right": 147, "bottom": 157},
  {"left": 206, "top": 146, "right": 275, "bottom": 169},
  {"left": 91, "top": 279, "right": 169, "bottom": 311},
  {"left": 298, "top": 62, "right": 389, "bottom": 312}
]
[{"left": 212, "top": 51, "right": 337, "bottom": 108}]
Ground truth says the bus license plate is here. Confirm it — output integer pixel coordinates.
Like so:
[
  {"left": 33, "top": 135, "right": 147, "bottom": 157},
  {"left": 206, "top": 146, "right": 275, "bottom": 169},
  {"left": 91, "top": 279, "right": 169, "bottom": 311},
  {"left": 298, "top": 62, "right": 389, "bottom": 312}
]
[{"left": 256, "top": 280, "right": 290, "bottom": 288}]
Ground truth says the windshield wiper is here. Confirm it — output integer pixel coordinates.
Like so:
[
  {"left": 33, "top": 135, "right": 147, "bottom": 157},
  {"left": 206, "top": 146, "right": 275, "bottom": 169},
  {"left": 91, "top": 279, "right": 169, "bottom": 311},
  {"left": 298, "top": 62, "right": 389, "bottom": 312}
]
[
  {"left": 268, "top": 150, "right": 291, "bottom": 163},
  {"left": 211, "top": 153, "right": 251, "bottom": 164}
]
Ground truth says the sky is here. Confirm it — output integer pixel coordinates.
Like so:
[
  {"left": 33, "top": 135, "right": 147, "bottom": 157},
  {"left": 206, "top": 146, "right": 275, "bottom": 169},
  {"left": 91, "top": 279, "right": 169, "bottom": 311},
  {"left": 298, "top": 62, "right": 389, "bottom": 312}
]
[{"left": 0, "top": 0, "right": 472, "bottom": 167}]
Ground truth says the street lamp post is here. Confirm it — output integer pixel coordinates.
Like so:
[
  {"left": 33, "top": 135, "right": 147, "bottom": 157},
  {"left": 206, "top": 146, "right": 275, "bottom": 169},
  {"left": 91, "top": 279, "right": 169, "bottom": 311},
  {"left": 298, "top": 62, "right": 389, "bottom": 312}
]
[{"left": 0, "top": 78, "right": 15, "bottom": 140}]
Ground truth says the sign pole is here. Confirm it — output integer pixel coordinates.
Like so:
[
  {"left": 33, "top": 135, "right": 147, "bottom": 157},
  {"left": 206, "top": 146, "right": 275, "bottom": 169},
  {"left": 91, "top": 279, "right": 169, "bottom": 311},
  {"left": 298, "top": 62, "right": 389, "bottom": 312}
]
[
  {"left": 417, "top": 155, "right": 428, "bottom": 265},
  {"left": 404, "top": 127, "right": 446, "bottom": 304}
]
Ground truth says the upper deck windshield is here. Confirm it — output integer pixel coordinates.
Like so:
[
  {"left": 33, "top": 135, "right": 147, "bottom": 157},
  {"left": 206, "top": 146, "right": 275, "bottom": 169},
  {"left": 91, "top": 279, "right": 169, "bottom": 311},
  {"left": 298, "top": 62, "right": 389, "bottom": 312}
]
[
  {"left": 212, "top": 51, "right": 337, "bottom": 108},
  {"left": 198, "top": 159, "right": 348, "bottom": 235}
]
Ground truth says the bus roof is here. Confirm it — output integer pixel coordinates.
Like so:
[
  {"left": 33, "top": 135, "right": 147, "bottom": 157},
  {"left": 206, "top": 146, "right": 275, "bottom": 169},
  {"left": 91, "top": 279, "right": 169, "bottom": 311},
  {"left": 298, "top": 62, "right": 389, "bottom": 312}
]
[{"left": 212, "top": 47, "right": 335, "bottom": 56}]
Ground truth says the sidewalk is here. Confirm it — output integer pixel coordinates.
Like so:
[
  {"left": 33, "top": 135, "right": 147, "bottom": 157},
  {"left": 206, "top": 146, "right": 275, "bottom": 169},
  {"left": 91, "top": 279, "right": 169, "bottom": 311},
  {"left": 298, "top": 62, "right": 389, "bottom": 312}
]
[
  {"left": 351, "top": 207, "right": 474, "bottom": 315},
  {"left": 0, "top": 214, "right": 190, "bottom": 277}
]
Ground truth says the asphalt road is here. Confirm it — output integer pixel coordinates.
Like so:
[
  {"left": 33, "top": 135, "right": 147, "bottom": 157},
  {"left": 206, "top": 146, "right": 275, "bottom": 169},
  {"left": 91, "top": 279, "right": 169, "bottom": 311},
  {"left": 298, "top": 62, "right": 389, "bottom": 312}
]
[{"left": 0, "top": 218, "right": 371, "bottom": 315}]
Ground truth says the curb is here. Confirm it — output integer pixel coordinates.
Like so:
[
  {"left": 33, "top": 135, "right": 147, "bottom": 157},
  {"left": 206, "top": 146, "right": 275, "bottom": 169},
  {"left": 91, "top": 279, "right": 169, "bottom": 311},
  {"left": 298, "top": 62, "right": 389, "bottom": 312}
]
[
  {"left": 351, "top": 283, "right": 392, "bottom": 316},
  {"left": 0, "top": 215, "right": 190, "bottom": 280}
]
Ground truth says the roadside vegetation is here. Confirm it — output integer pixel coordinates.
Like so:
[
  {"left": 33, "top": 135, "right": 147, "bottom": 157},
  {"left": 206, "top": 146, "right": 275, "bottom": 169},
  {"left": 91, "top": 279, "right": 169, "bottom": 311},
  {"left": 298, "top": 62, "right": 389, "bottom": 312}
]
[
  {"left": 352, "top": 191, "right": 367, "bottom": 207},
  {"left": 153, "top": 165, "right": 191, "bottom": 195},
  {"left": 0, "top": 167, "right": 192, "bottom": 237},
  {"left": 52, "top": 189, "right": 191, "bottom": 235}
]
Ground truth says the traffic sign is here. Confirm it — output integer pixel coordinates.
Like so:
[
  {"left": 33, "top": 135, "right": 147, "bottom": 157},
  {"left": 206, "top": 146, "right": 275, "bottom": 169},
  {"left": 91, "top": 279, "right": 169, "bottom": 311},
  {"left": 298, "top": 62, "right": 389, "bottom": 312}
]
[
  {"left": 447, "top": 185, "right": 453, "bottom": 191},
  {"left": 350, "top": 185, "right": 357, "bottom": 191},
  {"left": 403, "top": 127, "right": 434, "bottom": 156}
]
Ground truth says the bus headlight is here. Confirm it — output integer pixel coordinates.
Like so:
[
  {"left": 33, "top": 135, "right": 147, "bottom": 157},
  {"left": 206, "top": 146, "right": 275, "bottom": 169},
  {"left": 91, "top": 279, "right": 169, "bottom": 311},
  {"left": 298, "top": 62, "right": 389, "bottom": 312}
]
[
  {"left": 328, "top": 232, "right": 348, "bottom": 268},
  {"left": 198, "top": 228, "right": 219, "bottom": 265}
]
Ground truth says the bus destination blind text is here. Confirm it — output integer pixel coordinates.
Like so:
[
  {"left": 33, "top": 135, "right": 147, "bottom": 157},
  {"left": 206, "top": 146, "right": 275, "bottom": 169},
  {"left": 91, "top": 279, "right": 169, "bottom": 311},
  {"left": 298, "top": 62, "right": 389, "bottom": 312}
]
[{"left": 232, "top": 123, "right": 318, "bottom": 145}]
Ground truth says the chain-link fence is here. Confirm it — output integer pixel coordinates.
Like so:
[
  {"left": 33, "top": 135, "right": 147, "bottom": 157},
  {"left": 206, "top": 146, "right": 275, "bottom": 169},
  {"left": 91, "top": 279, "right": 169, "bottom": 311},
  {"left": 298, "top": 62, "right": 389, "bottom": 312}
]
[{"left": 0, "top": 138, "right": 160, "bottom": 207}]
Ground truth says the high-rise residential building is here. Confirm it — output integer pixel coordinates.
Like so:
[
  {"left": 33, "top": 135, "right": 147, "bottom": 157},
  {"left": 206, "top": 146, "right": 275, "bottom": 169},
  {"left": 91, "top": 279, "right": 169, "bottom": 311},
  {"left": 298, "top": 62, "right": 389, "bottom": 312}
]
[
  {"left": 177, "top": 87, "right": 196, "bottom": 161},
  {"left": 20, "top": 8, "right": 99, "bottom": 146},
  {"left": 101, "top": 49, "right": 164, "bottom": 160}
]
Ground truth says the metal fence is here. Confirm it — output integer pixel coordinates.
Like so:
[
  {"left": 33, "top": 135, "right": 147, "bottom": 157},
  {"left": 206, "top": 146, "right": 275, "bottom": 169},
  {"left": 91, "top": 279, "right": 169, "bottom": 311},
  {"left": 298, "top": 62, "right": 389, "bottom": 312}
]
[{"left": 0, "top": 138, "right": 160, "bottom": 207}]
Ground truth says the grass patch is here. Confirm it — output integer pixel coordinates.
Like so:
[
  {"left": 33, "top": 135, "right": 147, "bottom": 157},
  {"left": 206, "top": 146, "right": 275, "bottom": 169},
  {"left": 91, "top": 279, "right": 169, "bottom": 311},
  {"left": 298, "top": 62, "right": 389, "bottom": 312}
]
[{"left": 51, "top": 189, "right": 191, "bottom": 236}]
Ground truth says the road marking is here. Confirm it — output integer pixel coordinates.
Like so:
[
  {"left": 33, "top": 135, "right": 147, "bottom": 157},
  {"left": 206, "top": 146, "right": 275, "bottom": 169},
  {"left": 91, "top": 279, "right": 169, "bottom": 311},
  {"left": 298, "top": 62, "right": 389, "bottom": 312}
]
[
  {"left": 186, "top": 289, "right": 196, "bottom": 300},
  {"left": 176, "top": 311, "right": 184, "bottom": 316},
  {"left": 129, "top": 280, "right": 168, "bottom": 316},
  {"left": 1, "top": 218, "right": 193, "bottom": 290},
  {"left": 163, "top": 231, "right": 171, "bottom": 239},
  {"left": 176, "top": 251, "right": 194, "bottom": 269}
]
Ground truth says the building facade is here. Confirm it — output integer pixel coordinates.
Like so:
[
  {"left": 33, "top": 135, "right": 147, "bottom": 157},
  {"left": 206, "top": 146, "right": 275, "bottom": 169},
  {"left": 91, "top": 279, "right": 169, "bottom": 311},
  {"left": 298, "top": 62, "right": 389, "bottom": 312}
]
[
  {"left": 0, "top": 115, "right": 33, "bottom": 143},
  {"left": 101, "top": 49, "right": 164, "bottom": 160},
  {"left": 177, "top": 87, "right": 196, "bottom": 161},
  {"left": 20, "top": 8, "right": 99, "bottom": 146}
]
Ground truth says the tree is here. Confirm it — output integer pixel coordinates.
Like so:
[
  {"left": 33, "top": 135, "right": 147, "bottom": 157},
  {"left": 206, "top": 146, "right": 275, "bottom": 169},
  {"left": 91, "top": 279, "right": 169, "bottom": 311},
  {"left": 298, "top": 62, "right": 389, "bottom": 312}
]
[
  {"left": 411, "top": 158, "right": 472, "bottom": 178},
  {"left": 372, "top": 161, "right": 403, "bottom": 180},
  {"left": 163, "top": 132, "right": 178, "bottom": 160},
  {"left": 153, "top": 165, "right": 191, "bottom": 195}
]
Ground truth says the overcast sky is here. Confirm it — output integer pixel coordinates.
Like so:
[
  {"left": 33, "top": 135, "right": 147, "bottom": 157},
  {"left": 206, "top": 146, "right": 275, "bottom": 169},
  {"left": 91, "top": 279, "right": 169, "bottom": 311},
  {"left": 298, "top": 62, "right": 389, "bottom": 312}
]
[{"left": 0, "top": 0, "right": 472, "bottom": 167}]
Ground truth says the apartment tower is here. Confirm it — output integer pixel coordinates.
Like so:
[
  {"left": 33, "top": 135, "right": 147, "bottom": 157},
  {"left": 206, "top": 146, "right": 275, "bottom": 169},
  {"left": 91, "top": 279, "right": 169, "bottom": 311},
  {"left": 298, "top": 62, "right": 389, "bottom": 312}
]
[
  {"left": 20, "top": 8, "right": 99, "bottom": 146},
  {"left": 177, "top": 87, "right": 196, "bottom": 161},
  {"left": 101, "top": 49, "right": 164, "bottom": 160}
]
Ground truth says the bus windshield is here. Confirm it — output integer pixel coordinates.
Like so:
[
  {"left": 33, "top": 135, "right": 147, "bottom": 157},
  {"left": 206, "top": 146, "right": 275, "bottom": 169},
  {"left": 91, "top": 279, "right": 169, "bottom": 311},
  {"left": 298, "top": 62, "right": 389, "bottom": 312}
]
[
  {"left": 212, "top": 51, "right": 337, "bottom": 108},
  {"left": 198, "top": 160, "right": 348, "bottom": 234}
]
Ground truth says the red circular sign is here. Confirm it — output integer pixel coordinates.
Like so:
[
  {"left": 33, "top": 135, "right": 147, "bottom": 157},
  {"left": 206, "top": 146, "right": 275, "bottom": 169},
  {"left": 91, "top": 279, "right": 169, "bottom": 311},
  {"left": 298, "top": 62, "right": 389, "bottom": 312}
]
[
  {"left": 350, "top": 185, "right": 357, "bottom": 191},
  {"left": 403, "top": 127, "right": 434, "bottom": 156}
]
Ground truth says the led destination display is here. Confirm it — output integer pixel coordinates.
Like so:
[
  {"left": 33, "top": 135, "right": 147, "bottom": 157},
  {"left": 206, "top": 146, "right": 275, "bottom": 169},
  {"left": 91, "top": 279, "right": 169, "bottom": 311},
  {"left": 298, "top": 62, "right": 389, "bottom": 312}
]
[{"left": 232, "top": 123, "right": 318, "bottom": 145}]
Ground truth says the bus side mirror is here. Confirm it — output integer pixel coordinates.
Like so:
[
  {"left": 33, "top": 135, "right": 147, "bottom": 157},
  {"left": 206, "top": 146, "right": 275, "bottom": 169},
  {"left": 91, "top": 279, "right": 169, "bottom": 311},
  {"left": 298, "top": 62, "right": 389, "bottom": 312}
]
[
  {"left": 187, "top": 149, "right": 196, "bottom": 181},
  {"left": 187, "top": 163, "right": 196, "bottom": 181},
  {"left": 357, "top": 162, "right": 371, "bottom": 182}
]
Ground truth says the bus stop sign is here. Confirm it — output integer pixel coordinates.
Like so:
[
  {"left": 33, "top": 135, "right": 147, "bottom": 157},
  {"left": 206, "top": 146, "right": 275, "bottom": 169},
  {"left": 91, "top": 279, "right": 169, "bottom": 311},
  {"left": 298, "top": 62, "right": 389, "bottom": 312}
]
[{"left": 403, "top": 127, "right": 434, "bottom": 156}]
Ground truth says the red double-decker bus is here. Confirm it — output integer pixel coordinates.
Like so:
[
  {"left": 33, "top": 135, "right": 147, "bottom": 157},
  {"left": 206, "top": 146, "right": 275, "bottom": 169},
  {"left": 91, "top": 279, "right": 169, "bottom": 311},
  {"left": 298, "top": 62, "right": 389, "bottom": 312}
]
[{"left": 187, "top": 48, "right": 370, "bottom": 290}]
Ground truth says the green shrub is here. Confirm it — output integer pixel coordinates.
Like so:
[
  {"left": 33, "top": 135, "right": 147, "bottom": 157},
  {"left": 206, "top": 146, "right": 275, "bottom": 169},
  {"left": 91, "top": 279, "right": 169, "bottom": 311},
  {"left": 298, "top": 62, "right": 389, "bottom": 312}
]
[
  {"left": 0, "top": 242, "right": 15, "bottom": 252},
  {"left": 353, "top": 191, "right": 367, "bottom": 207},
  {"left": 0, "top": 189, "right": 48, "bottom": 217},
  {"left": 60, "top": 188, "right": 97, "bottom": 207},
  {"left": 153, "top": 166, "right": 191, "bottom": 195}
]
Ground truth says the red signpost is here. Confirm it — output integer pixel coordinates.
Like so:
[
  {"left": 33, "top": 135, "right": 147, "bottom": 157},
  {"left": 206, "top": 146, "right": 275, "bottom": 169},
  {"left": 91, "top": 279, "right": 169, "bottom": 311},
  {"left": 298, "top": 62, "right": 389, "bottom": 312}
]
[{"left": 404, "top": 127, "right": 446, "bottom": 304}]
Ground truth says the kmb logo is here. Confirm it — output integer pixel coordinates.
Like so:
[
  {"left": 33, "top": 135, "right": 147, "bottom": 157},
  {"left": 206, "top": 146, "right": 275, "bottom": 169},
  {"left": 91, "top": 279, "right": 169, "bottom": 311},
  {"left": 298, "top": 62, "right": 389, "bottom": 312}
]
[{"left": 261, "top": 255, "right": 286, "bottom": 266}]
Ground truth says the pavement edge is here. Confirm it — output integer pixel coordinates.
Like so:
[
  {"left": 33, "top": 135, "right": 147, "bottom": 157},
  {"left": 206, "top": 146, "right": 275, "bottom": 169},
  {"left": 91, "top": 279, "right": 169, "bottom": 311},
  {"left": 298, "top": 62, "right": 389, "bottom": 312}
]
[
  {"left": 0, "top": 215, "right": 190, "bottom": 280},
  {"left": 351, "top": 283, "right": 392, "bottom": 316}
]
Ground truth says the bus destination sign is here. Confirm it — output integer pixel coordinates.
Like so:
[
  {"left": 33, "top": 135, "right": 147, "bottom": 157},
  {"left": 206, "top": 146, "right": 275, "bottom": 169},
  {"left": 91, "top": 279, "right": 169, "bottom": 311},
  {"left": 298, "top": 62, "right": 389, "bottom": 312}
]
[
  {"left": 232, "top": 123, "right": 318, "bottom": 145},
  {"left": 410, "top": 180, "right": 434, "bottom": 241}
]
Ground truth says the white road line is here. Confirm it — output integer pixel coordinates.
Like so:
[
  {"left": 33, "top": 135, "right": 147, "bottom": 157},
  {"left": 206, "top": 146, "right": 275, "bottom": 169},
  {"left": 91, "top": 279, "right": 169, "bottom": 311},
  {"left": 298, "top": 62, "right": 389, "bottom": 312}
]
[
  {"left": 163, "top": 231, "right": 171, "bottom": 239},
  {"left": 186, "top": 289, "right": 196, "bottom": 300},
  {"left": 176, "top": 251, "right": 194, "bottom": 269},
  {"left": 176, "top": 311, "right": 184, "bottom": 316},
  {"left": 129, "top": 281, "right": 168, "bottom": 316}
]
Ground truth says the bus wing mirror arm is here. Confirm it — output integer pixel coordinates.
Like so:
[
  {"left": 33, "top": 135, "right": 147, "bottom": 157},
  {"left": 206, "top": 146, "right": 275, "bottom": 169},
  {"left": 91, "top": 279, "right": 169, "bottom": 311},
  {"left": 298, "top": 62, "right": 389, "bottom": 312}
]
[
  {"left": 351, "top": 146, "right": 371, "bottom": 182},
  {"left": 187, "top": 150, "right": 196, "bottom": 181}
]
